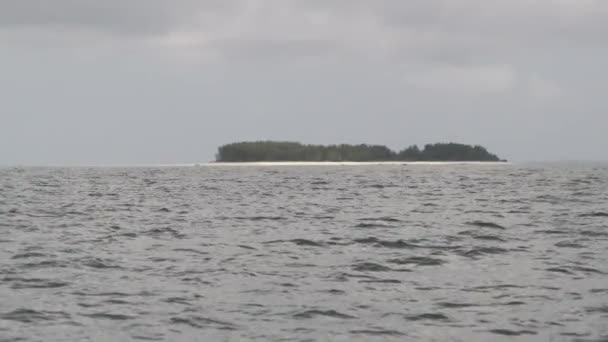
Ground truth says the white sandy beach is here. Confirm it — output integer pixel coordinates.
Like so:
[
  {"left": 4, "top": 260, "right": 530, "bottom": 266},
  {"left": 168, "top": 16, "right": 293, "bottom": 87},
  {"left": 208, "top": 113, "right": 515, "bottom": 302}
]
[{"left": 200, "top": 161, "right": 511, "bottom": 166}]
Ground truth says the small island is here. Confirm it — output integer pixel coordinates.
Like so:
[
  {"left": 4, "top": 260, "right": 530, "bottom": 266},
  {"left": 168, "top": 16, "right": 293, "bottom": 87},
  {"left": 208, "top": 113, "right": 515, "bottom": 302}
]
[{"left": 216, "top": 141, "right": 505, "bottom": 162}]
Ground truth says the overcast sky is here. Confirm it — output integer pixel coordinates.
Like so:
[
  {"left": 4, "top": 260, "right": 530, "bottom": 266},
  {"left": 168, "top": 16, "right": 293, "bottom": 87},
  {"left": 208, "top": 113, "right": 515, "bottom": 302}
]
[{"left": 1, "top": 0, "right": 607, "bottom": 165}]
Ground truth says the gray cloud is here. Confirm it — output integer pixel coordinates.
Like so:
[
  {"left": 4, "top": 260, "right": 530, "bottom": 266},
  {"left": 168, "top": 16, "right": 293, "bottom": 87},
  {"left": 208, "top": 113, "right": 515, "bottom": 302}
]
[
  {"left": 0, "top": 0, "right": 234, "bottom": 35},
  {"left": 3, "top": 1, "right": 605, "bottom": 43},
  {"left": 2, "top": 0, "right": 606, "bottom": 65}
]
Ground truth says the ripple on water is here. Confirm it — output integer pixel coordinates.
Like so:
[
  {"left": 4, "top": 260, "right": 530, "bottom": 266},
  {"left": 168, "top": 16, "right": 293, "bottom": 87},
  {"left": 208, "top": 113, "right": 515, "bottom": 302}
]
[
  {"left": 355, "top": 222, "right": 396, "bottom": 228},
  {"left": 555, "top": 241, "right": 585, "bottom": 248},
  {"left": 457, "top": 247, "right": 510, "bottom": 258},
  {"left": 579, "top": 212, "right": 608, "bottom": 218},
  {"left": 464, "top": 284, "right": 526, "bottom": 292},
  {"left": 170, "top": 316, "right": 237, "bottom": 330},
  {"left": 10, "top": 252, "right": 47, "bottom": 259},
  {"left": 466, "top": 221, "right": 506, "bottom": 229},
  {"left": 1, "top": 309, "right": 70, "bottom": 323},
  {"left": 405, "top": 313, "right": 450, "bottom": 321},
  {"left": 353, "top": 238, "right": 420, "bottom": 249},
  {"left": 436, "top": 302, "right": 479, "bottom": 309},
  {"left": 233, "top": 216, "right": 287, "bottom": 221},
  {"left": 458, "top": 230, "right": 506, "bottom": 242},
  {"left": 265, "top": 239, "right": 325, "bottom": 247},
  {"left": 81, "top": 312, "right": 136, "bottom": 320},
  {"left": 81, "top": 258, "right": 123, "bottom": 270},
  {"left": 289, "top": 239, "right": 325, "bottom": 247},
  {"left": 4, "top": 277, "right": 70, "bottom": 289},
  {"left": 350, "top": 329, "right": 406, "bottom": 336},
  {"left": 488, "top": 329, "right": 537, "bottom": 336},
  {"left": 352, "top": 262, "right": 394, "bottom": 272},
  {"left": 359, "top": 217, "right": 402, "bottom": 223},
  {"left": 586, "top": 305, "right": 608, "bottom": 314},
  {"left": 386, "top": 256, "right": 445, "bottom": 266},
  {"left": 359, "top": 279, "right": 403, "bottom": 284},
  {"left": 292, "top": 310, "right": 356, "bottom": 319}
]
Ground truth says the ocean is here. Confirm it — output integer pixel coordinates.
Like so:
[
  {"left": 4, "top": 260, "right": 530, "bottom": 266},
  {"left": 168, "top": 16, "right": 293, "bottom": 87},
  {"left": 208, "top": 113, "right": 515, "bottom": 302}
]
[{"left": 1, "top": 163, "right": 607, "bottom": 341}]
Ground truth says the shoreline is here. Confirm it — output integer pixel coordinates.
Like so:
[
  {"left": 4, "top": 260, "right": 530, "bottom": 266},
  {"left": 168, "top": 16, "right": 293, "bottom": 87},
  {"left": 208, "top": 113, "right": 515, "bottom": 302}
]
[
  {"left": 204, "top": 161, "right": 512, "bottom": 166},
  {"left": 4, "top": 161, "right": 513, "bottom": 168}
]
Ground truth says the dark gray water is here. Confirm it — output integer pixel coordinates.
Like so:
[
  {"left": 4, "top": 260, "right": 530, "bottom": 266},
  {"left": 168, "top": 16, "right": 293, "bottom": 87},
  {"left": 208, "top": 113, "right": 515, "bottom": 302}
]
[{"left": 1, "top": 164, "right": 607, "bottom": 341}]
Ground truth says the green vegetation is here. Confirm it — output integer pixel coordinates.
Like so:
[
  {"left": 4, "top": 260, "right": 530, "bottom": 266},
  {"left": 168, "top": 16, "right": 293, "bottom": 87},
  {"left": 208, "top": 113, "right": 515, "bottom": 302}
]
[{"left": 216, "top": 141, "right": 504, "bottom": 162}]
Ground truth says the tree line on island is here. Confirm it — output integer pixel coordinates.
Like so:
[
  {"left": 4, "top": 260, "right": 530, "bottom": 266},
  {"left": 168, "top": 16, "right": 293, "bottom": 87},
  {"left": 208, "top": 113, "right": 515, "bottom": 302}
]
[{"left": 216, "top": 141, "right": 505, "bottom": 162}]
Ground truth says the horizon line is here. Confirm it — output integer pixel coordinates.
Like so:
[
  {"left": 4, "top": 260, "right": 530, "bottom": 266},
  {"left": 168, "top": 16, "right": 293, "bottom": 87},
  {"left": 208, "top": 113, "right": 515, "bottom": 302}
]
[{"left": 3, "top": 159, "right": 608, "bottom": 168}]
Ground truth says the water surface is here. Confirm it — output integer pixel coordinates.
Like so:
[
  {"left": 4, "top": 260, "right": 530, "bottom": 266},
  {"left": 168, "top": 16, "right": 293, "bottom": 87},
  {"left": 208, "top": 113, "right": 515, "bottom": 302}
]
[{"left": 1, "top": 164, "right": 607, "bottom": 341}]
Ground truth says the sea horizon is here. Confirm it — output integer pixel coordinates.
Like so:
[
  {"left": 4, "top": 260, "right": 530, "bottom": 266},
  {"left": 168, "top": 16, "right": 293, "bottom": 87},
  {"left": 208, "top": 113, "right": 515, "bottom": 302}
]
[{"left": 2, "top": 161, "right": 518, "bottom": 168}]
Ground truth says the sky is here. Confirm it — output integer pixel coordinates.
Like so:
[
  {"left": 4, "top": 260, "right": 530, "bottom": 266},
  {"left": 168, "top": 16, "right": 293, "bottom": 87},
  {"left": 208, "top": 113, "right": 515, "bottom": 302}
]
[{"left": 1, "top": 0, "right": 607, "bottom": 165}]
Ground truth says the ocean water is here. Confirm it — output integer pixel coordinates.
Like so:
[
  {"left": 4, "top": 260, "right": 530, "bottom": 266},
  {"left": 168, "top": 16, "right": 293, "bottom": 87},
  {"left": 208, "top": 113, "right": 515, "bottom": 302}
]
[{"left": 0, "top": 163, "right": 607, "bottom": 341}]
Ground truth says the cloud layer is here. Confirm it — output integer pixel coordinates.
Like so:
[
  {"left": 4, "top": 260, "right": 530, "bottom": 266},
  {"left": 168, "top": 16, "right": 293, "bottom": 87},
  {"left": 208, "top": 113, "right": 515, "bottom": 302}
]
[{"left": 1, "top": 1, "right": 607, "bottom": 163}]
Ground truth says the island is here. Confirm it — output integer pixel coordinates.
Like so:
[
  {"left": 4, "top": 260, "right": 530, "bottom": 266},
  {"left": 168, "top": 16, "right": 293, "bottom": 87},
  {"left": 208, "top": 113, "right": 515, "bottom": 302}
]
[{"left": 215, "top": 141, "right": 506, "bottom": 162}]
